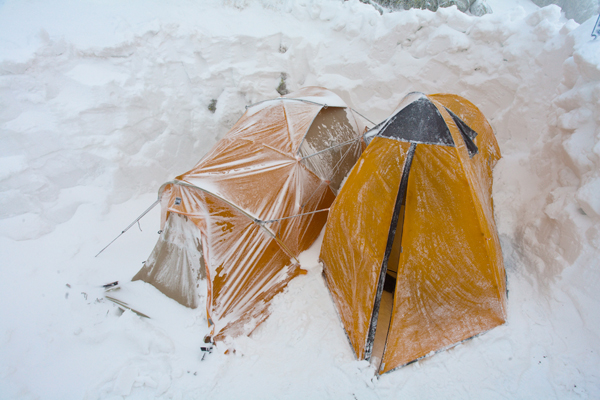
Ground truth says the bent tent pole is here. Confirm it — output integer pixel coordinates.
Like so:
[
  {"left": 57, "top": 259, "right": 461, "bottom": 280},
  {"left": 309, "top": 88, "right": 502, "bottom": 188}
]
[{"left": 95, "top": 199, "right": 160, "bottom": 257}]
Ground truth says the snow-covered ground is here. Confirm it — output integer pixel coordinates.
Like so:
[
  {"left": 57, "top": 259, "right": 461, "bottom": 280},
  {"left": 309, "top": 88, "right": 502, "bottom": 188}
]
[{"left": 1, "top": 0, "right": 599, "bottom": 398}]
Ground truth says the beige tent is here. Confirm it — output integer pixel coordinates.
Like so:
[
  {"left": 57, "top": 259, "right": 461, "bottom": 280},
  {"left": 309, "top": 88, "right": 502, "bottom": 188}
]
[{"left": 134, "top": 87, "right": 370, "bottom": 341}]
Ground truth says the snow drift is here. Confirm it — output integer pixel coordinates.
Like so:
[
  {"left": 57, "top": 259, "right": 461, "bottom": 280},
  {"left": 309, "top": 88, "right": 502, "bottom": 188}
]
[{"left": 0, "top": 0, "right": 599, "bottom": 398}]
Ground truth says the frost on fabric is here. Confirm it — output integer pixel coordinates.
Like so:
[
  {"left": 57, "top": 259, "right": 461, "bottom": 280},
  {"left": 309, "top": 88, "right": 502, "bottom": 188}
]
[
  {"left": 4, "top": 1, "right": 600, "bottom": 397},
  {"left": 134, "top": 87, "right": 369, "bottom": 341},
  {"left": 133, "top": 212, "right": 206, "bottom": 309},
  {"left": 298, "top": 107, "right": 364, "bottom": 194}
]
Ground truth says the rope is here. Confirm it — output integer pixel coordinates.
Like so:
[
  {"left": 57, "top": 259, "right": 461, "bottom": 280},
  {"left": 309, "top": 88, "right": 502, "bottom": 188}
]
[
  {"left": 350, "top": 107, "right": 376, "bottom": 125},
  {"left": 256, "top": 208, "right": 330, "bottom": 225},
  {"left": 300, "top": 134, "right": 360, "bottom": 209},
  {"left": 327, "top": 137, "right": 358, "bottom": 182},
  {"left": 299, "top": 137, "right": 362, "bottom": 161}
]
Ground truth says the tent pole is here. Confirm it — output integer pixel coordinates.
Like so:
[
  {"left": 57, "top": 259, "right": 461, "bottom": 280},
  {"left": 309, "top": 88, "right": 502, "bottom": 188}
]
[{"left": 95, "top": 199, "right": 160, "bottom": 257}]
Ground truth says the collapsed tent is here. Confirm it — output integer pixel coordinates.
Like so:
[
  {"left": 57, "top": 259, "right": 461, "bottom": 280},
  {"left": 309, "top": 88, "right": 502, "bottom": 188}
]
[
  {"left": 133, "top": 87, "right": 369, "bottom": 341},
  {"left": 320, "top": 92, "right": 507, "bottom": 374}
]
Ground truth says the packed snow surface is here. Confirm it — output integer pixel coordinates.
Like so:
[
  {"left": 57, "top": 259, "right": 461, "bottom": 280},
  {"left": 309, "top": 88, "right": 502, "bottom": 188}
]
[{"left": 1, "top": 0, "right": 599, "bottom": 398}]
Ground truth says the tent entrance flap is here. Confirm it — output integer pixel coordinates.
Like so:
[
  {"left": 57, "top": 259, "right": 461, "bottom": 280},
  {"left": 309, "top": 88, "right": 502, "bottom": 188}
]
[
  {"left": 132, "top": 213, "right": 206, "bottom": 309},
  {"left": 365, "top": 143, "right": 416, "bottom": 367}
]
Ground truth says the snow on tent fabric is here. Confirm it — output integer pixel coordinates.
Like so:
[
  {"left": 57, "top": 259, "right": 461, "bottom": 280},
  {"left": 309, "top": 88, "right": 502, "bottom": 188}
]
[
  {"left": 319, "top": 92, "right": 507, "bottom": 374},
  {"left": 133, "top": 87, "right": 370, "bottom": 341}
]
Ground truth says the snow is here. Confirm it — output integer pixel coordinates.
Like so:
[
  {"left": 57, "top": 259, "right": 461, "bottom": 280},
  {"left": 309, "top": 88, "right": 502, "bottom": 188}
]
[{"left": 1, "top": 0, "right": 599, "bottom": 398}]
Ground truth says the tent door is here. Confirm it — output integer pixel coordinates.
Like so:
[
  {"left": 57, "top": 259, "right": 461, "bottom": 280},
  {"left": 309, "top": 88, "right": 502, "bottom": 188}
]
[
  {"left": 132, "top": 212, "right": 206, "bottom": 309},
  {"left": 366, "top": 143, "right": 416, "bottom": 371}
]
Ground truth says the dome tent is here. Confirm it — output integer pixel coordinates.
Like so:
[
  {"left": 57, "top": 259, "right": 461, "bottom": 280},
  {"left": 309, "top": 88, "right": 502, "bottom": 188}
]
[
  {"left": 133, "top": 87, "right": 370, "bottom": 341},
  {"left": 320, "top": 92, "right": 507, "bottom": 374}
]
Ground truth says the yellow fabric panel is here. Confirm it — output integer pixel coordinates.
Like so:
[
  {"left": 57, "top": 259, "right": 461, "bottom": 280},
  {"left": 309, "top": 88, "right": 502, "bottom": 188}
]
[
  {"left": 179, "top": 159, "right": 333, "bottom": 258},
  {"left": 429, "top": 93, "right": 500, "bottom": 167},
  {"left": 429, "top": 93, "right": 501, "bottom": 211},
  {"left": 382, "top": 142, "right": 506, "bottom": 373},
  {"left": 320, "top": 137, "right": 412, "bottom": 359},
  {"left": 432, "top": 98, "right": 507, "bottom": 307}
]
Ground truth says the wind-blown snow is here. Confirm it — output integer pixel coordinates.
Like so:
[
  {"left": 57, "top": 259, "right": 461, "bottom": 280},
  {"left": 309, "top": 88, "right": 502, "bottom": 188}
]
[{"left": 1, "top": 0, "right": 599, "bottom": 398}]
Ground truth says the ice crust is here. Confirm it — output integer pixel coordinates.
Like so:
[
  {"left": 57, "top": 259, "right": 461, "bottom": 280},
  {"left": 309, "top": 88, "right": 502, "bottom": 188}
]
[{"left": 0, "top": 0, "right": 599, "bottom": 398}]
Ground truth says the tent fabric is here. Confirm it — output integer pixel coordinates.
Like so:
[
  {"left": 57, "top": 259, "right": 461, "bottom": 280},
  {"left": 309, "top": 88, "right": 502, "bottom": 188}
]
[
  {"left": 134, "top": 87, "right": 369, "bottom": 341},
  {"left": 132, "top": 212, "right": 206, "bottom": 308},
  {"left": 320, "top": 92, "right": 506, "bottom": 374}
]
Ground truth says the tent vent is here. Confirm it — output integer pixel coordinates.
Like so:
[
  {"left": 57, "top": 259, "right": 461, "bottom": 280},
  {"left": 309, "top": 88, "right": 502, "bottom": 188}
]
[{"left": 445, "top": 107, "right": 479, "bottom": 158}]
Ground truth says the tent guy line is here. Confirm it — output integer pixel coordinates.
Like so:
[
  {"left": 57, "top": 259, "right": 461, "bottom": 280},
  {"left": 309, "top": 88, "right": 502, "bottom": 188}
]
[
  {"left": 94, "top": 199, "right": 160, "bottom": 257},
  {"left": 299, "top": 137, "right": 362, "bottom": 160},
  {"left": 95, "top": 192, "right": 332, "bottom": 258},
  {"left": 257, "top": 208, "right": 331, "bottom": 225},
  {"left": 300, "top": 138, "right": 361, "bottom": 209}
]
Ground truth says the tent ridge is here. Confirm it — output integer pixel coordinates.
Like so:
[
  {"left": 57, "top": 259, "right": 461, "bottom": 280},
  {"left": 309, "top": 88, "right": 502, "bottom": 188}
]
[
  {"left": 246, "top": 97, "right": 336, "bottom": 110},
  {"left": 281, "top": 102, "right": 294, "bottom": 153},
  {"left": 440, "top": 107, "right": 506, "bottom": 309}
]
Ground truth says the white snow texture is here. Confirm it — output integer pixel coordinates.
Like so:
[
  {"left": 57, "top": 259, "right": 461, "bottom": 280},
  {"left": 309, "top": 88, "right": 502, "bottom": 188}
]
[{"left": 0, "top": 0, "right": 599, "bottom": 399}]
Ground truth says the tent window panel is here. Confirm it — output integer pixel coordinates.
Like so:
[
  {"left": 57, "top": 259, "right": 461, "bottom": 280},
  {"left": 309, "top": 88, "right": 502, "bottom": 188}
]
[{"left": 298, "top": 107, "right": 362, "bottom": 194}]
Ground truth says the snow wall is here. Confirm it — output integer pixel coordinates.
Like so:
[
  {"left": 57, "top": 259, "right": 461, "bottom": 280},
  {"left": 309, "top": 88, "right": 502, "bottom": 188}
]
[{"left": 0, "top": 0, "right": 599, "bottom": 398}]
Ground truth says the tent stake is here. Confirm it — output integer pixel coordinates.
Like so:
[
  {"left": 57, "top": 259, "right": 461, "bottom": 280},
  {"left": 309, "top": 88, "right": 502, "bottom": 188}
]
[{"left": 95, "top": 199, "right": 160, "bottom": 257}]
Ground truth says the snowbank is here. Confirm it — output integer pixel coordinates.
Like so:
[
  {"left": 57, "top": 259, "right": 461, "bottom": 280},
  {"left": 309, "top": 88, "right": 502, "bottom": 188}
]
[{"left": 0, "top": 0, "right": 599, "bottom": 398}]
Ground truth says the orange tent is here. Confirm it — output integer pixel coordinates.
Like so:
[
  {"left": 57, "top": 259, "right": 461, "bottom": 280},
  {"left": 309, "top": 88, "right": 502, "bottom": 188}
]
[
  {"left": 320, "top": 92, "right": 507, "bottom": 374},
  {"left": 133, "top": 87, "right": 369, "bottom": 341}
]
